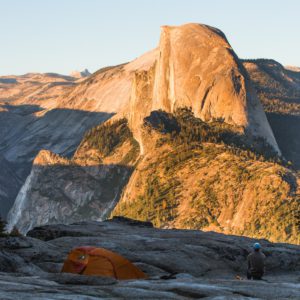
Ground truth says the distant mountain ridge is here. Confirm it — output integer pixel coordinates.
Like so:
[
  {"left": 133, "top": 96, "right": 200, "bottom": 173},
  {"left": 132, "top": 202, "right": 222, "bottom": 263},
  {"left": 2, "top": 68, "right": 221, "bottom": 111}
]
[
  {"left": 243, "top": 58, "right": 300, "bottom": 169},
  {"left": 0, "top": 70, "right": 111, "bottom": 217},
  {"left": 285, "top": 65, "right": 300, "bottom": 72}
]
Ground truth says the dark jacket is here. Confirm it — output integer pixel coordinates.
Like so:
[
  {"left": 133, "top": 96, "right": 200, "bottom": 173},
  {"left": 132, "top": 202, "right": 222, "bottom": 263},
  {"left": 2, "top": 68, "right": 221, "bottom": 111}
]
[{"left": 247, "top": 250, "right": 265, "bottom": 277}]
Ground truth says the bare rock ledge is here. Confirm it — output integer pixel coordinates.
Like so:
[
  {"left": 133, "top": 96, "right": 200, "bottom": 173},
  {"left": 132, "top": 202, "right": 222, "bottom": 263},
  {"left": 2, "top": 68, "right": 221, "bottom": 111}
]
[{"left": 0, "top": 217, "right": 299, "bottom": 299}]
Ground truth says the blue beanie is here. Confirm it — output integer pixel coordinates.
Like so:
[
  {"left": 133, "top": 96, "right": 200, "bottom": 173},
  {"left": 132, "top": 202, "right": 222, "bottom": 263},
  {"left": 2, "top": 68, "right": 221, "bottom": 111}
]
[{"left": 253, "top": 242, "right": 261, "bottom": 250}]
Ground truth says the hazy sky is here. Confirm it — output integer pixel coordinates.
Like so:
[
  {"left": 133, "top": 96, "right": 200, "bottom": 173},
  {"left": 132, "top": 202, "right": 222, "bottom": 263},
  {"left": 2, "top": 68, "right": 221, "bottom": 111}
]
[{"left": 1, "top": 0, "right": 299, "bottom": 75}]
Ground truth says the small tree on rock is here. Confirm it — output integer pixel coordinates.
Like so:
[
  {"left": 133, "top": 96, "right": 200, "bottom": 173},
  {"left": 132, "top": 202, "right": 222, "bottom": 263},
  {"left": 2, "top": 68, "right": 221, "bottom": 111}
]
[{"left": 0, "top": 216, "right": 7, "bottom": 237}]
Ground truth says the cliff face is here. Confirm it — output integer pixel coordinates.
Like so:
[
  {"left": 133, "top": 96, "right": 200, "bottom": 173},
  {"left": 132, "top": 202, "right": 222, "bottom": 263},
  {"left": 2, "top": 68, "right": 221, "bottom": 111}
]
[
  {"left": 7, "top": 120, "right": 139, "bottom": 234},
  {"left": 152, "top": 25, "right": 272, "bottom": 136},
  {"left": 124, "top": 24, "right": 279, "bottom": 153}
]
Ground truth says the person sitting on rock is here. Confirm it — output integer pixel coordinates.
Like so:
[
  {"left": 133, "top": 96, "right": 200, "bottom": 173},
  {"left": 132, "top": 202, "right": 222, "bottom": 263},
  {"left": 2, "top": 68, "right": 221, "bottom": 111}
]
[{"left": 247, "top": 242, "right": 265, "bottom": 280}]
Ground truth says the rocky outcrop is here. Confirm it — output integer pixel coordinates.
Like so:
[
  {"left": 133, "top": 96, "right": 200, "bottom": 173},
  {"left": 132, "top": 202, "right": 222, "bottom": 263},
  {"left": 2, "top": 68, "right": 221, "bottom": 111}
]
[
  {"left": 0, "top": 219, "right": 299, "bottom": 299},
  {"left": 6, "top": 148, "right": 134, "bottom": 234}
]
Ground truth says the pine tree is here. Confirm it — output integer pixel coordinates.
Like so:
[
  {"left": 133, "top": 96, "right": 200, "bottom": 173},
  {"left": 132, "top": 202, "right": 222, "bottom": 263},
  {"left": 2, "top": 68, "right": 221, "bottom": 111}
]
[
  {"left": 10, "top": 226, "right": 21, "bottom": 237},
  {"left": 0, "top": 216, "right": 7, "bottom": 236}
]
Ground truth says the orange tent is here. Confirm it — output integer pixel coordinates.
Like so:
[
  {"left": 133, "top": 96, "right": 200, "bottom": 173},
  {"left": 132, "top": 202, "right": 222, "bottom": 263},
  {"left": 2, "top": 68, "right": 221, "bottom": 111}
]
[{"left": 61, "top": 246, "right": 147, "bottom": 280}]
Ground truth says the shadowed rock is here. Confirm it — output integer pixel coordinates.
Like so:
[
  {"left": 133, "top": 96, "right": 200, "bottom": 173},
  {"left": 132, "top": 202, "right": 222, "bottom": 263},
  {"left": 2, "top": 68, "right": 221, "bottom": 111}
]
[{"left": 0, "top": 219, "right": 298, "bottom": 299}]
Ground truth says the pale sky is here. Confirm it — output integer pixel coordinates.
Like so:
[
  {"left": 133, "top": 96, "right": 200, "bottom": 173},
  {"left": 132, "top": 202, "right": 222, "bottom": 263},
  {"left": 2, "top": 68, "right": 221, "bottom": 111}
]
[{"left": 0, "top": 0, "right": 299, "bottom": 76}]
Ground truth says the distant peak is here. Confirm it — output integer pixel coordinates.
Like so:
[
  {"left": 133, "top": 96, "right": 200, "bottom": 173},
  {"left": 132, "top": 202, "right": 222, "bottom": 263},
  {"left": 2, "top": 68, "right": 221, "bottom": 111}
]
[
  {"left": 70, "top": 69, "right": 91, "bottom": 78},
  {"left": 159, "top": 23, "right": 228, "bottom": 42}
]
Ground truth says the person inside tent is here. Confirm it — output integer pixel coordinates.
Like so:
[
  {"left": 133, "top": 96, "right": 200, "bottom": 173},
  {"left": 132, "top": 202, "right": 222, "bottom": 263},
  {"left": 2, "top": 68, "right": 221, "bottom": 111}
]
[{"left": 247, "top": 242, "right": 266, "bottom": 280}]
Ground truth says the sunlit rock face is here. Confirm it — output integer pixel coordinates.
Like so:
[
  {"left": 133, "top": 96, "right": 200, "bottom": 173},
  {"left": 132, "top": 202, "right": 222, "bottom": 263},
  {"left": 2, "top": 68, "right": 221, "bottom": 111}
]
[
  {"left": 58, "top": 24, "right": 279, "bottom": 153},
  {"left": 151, "top": 24, "right": 279, "bottom": 152},
  {"left": 6, "top": 23, "right": 287, "bottom": 237}
]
